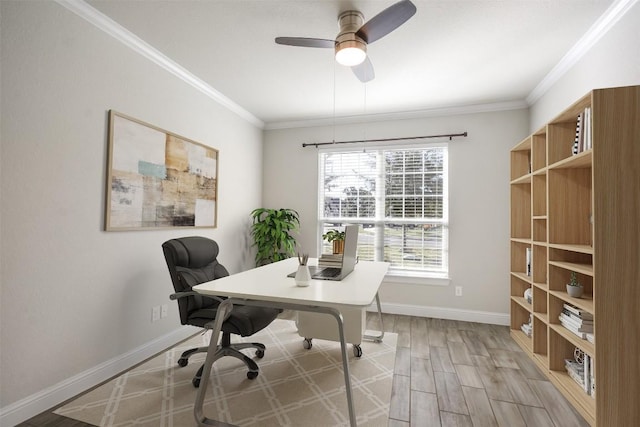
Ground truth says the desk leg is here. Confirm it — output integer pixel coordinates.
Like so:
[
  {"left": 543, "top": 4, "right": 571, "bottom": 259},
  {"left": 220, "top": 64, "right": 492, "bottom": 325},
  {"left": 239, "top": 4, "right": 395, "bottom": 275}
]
[
  {"left": 193, "top": 299, "right": 357, "bottom": 427},
  {"left": 193, "top": 299, "right": 233, "bottom": 427},
  {"left": 363, "top": 292, "right": 385, "bottom": 343}
]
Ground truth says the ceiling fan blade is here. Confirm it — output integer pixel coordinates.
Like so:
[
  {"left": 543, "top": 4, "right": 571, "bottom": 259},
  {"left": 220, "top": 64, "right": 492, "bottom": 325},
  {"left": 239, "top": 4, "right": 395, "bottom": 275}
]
[
  {"left": 275, "top": 37, "right": 335, "bottom": 48},
  {"left": 355, "top": 0, "right": 417, "bottom": 44},
  {"left": 351, "top": 56, "right": 375, "bottom": 83}
]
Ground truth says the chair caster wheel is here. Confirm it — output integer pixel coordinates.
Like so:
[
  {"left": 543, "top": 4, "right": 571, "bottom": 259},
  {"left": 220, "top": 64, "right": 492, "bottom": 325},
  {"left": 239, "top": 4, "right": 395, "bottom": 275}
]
[
  {"left": 303, "top": 338, "right": 312, "bottom": 350},
  {"left": 247, "top": 371, "right": 259, "bottom": 380},
  {"left": 178, "top": 357, "right": 188, "bottom": 367},
  {"left": 256, "top": 349, "right": 265, "bottom": 358},
  {"left": 353, "top": 345, "right": 363, "bottom": 358},
  {"left": 192, "top": 377, "right": 200, "bottom": 388}
]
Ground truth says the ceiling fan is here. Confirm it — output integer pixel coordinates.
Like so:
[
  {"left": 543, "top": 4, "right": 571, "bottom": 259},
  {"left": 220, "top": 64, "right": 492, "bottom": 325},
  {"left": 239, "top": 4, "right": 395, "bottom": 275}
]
[{"left": 275, "top": 0, "right": 417, "bottom": 83}]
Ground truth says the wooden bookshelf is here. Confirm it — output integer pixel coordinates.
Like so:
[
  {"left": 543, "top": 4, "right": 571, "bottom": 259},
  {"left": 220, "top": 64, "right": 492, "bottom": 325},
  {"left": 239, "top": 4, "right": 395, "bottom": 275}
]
[{"left": 509, "top": 86, "right": 640, "bottom": 426}]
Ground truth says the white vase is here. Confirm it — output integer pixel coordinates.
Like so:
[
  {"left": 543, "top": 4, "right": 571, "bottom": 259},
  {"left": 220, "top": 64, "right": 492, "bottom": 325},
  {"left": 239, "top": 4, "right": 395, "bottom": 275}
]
[{"left": 295, "top": 265, "right": 311, "bottom": 287}]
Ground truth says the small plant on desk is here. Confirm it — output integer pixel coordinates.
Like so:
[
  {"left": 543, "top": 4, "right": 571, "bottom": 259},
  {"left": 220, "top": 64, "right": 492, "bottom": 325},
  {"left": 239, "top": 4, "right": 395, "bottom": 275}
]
[{"left": 323, "top": 229, "right": 346, "bottom": 254}]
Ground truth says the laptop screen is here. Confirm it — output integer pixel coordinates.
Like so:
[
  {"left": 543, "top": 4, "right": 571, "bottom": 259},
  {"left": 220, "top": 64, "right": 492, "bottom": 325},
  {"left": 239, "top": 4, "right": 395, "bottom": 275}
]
[{"left": 339, "top": 224, "right": 359, "bottom": 276}]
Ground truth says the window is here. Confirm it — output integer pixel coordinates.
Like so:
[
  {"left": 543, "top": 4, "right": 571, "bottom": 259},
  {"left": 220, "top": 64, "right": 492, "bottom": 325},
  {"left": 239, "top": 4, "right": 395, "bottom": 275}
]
[{"left": 318, "top": 146, "right": 448, "bottom": 279}]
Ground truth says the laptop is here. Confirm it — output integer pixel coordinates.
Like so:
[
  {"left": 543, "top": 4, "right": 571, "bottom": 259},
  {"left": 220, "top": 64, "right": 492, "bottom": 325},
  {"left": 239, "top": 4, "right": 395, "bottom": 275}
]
[{"left": 289, "top": 224, "right": 359, "bottom": 281}]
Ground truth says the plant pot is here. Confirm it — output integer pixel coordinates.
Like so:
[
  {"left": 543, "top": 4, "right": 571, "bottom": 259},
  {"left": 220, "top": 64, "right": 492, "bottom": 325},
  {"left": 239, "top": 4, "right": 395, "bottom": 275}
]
[
  {"left": 566, "top": 284, "right": 584, "bottom": 298},
  {"left": 333, "top": 240, "right": 345, "bottom": 254}
]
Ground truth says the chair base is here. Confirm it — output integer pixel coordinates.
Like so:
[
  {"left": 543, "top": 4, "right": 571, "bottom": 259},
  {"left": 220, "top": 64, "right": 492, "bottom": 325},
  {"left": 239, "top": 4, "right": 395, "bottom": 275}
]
[{"left": 178, "top": 333, "right": 266, "bottom": 387}]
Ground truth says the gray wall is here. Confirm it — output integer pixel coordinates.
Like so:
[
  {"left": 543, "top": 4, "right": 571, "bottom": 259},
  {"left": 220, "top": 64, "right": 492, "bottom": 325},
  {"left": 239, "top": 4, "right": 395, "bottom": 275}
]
[
  {"left": 263, "top": 109, "right": 529, "bottom": 323},
  {"left": 529, "top": 2, "right": 640, "bottom": 129},
  {"left": 0, "top": 1, "right": 262, "bottom": 419}
]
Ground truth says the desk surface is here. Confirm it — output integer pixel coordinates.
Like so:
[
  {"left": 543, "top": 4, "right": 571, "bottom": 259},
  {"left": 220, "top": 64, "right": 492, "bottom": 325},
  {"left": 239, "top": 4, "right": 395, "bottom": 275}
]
[{"left": 194, "top": 258, "right": 389, "bottom": 308}]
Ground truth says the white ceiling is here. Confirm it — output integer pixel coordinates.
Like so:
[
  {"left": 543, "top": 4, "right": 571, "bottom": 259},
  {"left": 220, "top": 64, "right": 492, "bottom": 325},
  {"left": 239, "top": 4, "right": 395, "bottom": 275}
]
[{"left": 85, "top": 0, "right": 619, "bottom": 127}]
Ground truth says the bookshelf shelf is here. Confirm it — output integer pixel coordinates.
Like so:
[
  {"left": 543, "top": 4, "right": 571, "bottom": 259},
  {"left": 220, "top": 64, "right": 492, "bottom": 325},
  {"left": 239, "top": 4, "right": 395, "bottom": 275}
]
[
  {"left": 548, "top": 260, "right": 593, "bottom": 276},
  {"left": 510, "top": 174, "right": 532, "bottom": 185},
  {"left": 509, "top": 86, "right": 640, "bottom": 426},
  {"left": 548, "top": 243, "right": 593, "bottom": 254},
  {"left": 549, "top": 323, "right": 595, "bottom": 356},
  {"left": 532, "top": 281, "right": 548, "bottom": 291},
  {"left": 510, "top": 329, "right": 532, "bottom": 352},
  {"left": 549, "top": 150, "right": 592, "bottom": 170},
  {"left": 511, "top": 295, "right": 532, "bottom": 311},
  {"left": 510, "top": 271, "right": 531, "bottom": 283},
  {"left": 548, "top": 290, "right": 594, "bottom": 313},
  {"left": 533, "top": 353, "right": 549, "bottom": 370}
]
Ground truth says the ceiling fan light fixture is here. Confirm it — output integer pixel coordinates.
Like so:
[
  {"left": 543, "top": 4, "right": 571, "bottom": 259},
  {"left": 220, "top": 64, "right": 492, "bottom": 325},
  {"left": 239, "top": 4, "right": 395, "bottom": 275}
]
[{"left": 335, "top": 40, "right": 367, "bottom": 66}]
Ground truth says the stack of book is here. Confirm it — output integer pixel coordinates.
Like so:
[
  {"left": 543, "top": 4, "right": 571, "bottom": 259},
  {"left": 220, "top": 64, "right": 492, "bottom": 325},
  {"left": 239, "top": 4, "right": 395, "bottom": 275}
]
[
  {"left": 565, "top": 358, "right": 585, "bottom": 388},
  {"left": 559, "top": 303, "right": 593, "bottom": 340},
  {"left": 572, "top": 107, "right": 592, "bottom": 155},
  {"left": 565, "top": 349, "right": 595, "bottom": 397},
  {"left": 318, "top": 253, "right": 343, "bottom": 268}
]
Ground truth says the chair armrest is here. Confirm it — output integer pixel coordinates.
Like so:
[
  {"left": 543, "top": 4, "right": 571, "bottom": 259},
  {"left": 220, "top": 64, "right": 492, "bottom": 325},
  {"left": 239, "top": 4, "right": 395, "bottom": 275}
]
[{"left": 169, "top": 291, "right": 225, "bottom": 304}]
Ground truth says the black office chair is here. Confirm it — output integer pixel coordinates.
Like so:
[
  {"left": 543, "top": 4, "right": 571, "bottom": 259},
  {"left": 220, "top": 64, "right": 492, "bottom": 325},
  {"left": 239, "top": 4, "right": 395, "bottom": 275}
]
[{"left": 162, "top": 236, "right": 280, "bottom": 387}]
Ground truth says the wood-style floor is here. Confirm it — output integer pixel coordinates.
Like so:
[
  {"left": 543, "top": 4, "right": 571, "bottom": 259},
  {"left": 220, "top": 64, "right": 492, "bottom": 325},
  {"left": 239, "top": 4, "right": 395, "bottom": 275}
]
[{"left": 19, "top": 313, "right": 589, "bottom": 427}]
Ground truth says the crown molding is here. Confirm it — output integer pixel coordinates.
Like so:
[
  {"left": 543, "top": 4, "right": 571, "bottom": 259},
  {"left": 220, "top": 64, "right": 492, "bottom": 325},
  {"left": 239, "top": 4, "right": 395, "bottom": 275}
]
[
  {"left": 527, "top": 0, "right": 639, "bottom": 105},
  {"left": 54, "top": 0, "right": 265, "bottom": 129},
  {"left": 264, "top": 99, "right": 529, "bottom": 130}
]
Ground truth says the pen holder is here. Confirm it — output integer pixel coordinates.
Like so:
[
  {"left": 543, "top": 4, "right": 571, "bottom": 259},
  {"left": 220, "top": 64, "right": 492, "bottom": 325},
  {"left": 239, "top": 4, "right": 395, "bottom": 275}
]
[{"left": 295, "top": 264, "right": 311, "bottom": 287}]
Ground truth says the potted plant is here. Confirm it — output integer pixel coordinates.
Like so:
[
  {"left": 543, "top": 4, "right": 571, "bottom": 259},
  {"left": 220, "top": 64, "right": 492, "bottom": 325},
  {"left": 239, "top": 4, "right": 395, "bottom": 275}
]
[
  {"left": 323, "top": 229, "right": 346, "bottom": 254},
  {"left": 250, "top": 208, "right": 300, "bottom": 266},
  {"left": 566, "top": 271, "right": 584, "bottom": 298}
]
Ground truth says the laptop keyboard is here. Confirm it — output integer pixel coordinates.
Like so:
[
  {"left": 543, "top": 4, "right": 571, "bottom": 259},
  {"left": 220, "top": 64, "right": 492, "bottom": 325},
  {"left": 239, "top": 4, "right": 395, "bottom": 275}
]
[{"left": 314, "top": 267, "right": 341, "bottom": 278}]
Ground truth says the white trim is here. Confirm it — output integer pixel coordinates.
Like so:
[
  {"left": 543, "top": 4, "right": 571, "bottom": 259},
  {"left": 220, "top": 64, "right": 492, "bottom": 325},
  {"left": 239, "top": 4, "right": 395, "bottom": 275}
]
[
  {"left": 368, "top": 301, "right": 510, "bottom": 326},
  {"left": 54, "top": 0, "right": 264, "bottom": 129},
  {"left": 265, "top": 100, "right": 529, "bottom": 130},
  {"left": 527, "top": 0, "right": 639, "bottom": 104},
  {"left": 0, "top": 326, "right": 197, "bottom": 427}
]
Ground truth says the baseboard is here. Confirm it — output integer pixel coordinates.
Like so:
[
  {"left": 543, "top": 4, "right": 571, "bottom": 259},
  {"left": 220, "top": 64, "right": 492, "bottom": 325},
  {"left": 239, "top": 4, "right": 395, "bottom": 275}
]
[
  {"left": 367, "top": 302, "right": 510, "bottom": 326},
  {"left": 0, "top": 326, "right": 198, "bottom": 427}
]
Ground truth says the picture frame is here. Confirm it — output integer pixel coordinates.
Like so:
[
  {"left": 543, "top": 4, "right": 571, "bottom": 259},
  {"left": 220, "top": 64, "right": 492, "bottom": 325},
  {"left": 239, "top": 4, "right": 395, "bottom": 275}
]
[{"left": 105, "top": 110, "right": 218, "bottom": 231}]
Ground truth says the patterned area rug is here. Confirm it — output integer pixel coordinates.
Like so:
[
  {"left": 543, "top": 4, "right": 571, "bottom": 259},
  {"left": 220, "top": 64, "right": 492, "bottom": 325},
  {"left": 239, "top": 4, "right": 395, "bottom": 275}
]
[{"left": 55, "top": 319, "right": 397, "bottom": 426}]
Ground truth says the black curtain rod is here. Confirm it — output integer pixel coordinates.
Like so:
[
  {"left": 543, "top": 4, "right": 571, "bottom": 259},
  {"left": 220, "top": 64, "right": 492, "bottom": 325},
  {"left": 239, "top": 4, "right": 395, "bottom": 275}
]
[{"left": 302, "top": 132, "right": 467, "bottom": 148}]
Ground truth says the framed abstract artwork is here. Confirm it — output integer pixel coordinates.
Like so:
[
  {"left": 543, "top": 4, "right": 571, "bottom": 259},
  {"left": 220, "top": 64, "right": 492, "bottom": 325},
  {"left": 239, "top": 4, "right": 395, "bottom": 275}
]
[{"left": 105, "top": 111, "right": 218, "bottom": 231}]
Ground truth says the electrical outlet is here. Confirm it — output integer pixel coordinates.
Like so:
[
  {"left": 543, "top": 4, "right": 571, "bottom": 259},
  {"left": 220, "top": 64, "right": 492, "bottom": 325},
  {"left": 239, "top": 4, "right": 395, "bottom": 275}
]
[
  {"left": 455, "top": 286, "right": 463, "bottom": 297},
  {"left": 160, "top": 304, "right": 168, "bottom": 319},
  {"left": 152, "top": 306, "right": 160, "bottom": 322}
]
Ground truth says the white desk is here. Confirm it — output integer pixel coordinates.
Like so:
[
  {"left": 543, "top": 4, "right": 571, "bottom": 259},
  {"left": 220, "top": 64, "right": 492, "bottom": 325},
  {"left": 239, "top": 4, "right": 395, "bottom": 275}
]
[{"left": 192, "top": 257, "right": 389, "bottom": 427}]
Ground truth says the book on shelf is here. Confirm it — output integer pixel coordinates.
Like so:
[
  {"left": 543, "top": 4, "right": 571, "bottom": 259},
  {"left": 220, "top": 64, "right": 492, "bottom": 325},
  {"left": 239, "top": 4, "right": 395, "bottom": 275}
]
[
  {"left": 563, "top": 303, "right": 593, "bottom": 320},
  {"left": 572, "top": 107, "right": 592, "bottom": 156},
  {"left": 559, "top": 311, "right": 593, "bottom": 330},
  {"left": 520, "top": 323, "right": 532, "bottom": 337},
  {"left": 572, "top": 113, "right": 582, "bottom": 155},
  {"left": 589, "top": 357, "right": 596, "bottom": 398},
  {"left": 525, "top": 247, "right": 531, "bottom": 276},
  {"left": 565, "top": 359, "right": 585, "bottom": 387},
  {"left": 559, "top": 317, "right": 590, "bottom": 339},
  {"left": 583, "top": 353, "right": 591, "bottom": 394},
  {"left": 584, "top": 107, "right": 592, "bottom": 151},
  {"left": 565, "top": 351, "right": 595, "bottom": 396},
  {"left": 586, "top": 333, "right": 595, "bottom": 344},
  {"left": 561, "top": 308, "right": 593, "bottom": 324}
]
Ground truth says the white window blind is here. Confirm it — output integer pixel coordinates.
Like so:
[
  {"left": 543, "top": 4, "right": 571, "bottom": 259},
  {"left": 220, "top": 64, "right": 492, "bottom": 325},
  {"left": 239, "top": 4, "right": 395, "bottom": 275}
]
[{"left": 318, "top": 146, "right": 448, "bottom": 277}]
